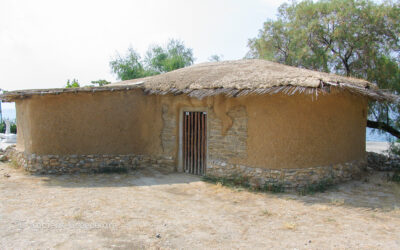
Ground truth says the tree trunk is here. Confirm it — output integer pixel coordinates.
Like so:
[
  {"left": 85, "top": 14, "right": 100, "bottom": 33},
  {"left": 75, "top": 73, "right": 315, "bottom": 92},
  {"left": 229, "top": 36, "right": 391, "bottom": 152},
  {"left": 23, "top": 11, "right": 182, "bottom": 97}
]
[{"left": 367, "top": 120, "right": 400, "bottom": 139}]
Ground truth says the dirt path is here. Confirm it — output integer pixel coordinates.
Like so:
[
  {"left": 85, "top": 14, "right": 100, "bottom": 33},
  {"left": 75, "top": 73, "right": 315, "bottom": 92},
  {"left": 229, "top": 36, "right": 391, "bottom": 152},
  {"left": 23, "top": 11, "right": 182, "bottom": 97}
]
[{"left": 1, "top": 163, "right": 400, "bottom": 249}]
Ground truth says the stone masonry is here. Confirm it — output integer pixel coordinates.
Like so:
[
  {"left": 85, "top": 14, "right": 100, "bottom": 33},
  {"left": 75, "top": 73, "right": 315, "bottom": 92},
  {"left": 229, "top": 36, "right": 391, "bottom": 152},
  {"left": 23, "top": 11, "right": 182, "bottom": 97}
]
[
  {"left": 5, "top": 146, "right": 175, "bottom": 174},
  {"left": 208, "top": 106, "right": 248, "bottom": 161},
  {"left": 3, "top": 102, "right": 367, "bottom": 188},
  {"left": 206, "top": 159, "right": 366, "bottom": 189}
]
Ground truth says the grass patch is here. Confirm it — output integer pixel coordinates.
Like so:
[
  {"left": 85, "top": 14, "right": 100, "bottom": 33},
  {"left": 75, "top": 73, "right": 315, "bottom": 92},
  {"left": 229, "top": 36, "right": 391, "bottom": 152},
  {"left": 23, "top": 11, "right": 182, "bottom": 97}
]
[
  {"left": 202, "top": 175, "right": 285, "bottom": 193},
  {"left": 392, "top": 171, "right": 400, "bottom": 183},
  {"left": 202, "top": 175, "right": 250, "bottom": 188},
  {"left": 297, "top": 179, "right": 335, "bottom": 195},
  {"left": 10, "top": 158, "right": 20, "bottom": 169},
  {"left": 203, "top": 175, "right": 336, "bottom": 195},
  {"left": 263, "top": 182, "right": 285, "bottom": 193}
]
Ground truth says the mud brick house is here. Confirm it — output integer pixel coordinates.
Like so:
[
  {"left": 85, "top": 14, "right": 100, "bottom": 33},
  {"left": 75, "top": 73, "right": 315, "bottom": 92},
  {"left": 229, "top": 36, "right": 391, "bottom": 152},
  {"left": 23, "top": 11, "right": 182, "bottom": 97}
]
[{"left": 1, "top": 59, "right": 397, "bottom": 188}]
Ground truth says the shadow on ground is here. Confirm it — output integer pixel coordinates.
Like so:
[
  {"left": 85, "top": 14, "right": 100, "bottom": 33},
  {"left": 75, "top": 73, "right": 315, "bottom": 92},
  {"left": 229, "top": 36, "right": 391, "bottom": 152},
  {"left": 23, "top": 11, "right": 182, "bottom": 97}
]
[
  {"left": 280, "top": 172, "right": 400, "bottom": 211},
  {"left": 36, "top": 167, "right": 202, "bottom": 188},
  {"left": 3, "top": 163, "right": 400, "bottom": 211}
]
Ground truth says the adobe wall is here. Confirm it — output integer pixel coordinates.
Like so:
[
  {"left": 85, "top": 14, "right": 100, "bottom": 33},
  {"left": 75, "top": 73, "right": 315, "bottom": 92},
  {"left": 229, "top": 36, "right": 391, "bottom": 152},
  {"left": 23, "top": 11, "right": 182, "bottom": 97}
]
[{"left": 13, "top": 89, "right": 367, "bottom": 186}]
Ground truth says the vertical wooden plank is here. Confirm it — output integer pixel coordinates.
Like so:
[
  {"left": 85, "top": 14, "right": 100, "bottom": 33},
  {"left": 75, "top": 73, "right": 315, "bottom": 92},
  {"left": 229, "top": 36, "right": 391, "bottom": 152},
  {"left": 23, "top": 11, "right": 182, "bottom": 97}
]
[
  {"left": 183, "top": 112, "right": 186, "bottom": 172},
  {"left": 200, "top": 112, "right": 204, "bottom": 175},
  {"left": 203, "top": 113, "right": 207, "bottom": 174},
  {"left": 195, "top": 112, "right": 198, "bottom": 174},
  {"left": 191, "top": 112, "right": 194, "bottom": 174},
  {"left": 198, "top": 112, "right": 201, "bottom": 175},
  {"left": 185, "top": 113, "right": 189, "bottom": 172},
  {"left": 200, "top": 112, "right": 203, "bottom": 175},
  {"left": 188, "top": 112, "right": 191, "bottom": 174},
  {"left": 186, "top": 114, "right": 189, "bottom": 172},
  {"left": 196, "top": 112, "right": 200, "bottom": 174},
  {"left": 187, "top": 113, "right": 191, "bottom": 173},
  {"left": 198, "top": 113, "right": 201, "bottom": 175},
  {"left": 195, "top": 112, "right": 198, "bottom": 175}
]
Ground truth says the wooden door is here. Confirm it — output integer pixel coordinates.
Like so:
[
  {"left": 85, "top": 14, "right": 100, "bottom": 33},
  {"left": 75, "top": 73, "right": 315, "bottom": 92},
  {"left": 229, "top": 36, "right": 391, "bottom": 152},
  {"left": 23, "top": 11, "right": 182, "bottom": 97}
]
[{"left": 182, "top": 111, "right": 207, "bottom": 175}]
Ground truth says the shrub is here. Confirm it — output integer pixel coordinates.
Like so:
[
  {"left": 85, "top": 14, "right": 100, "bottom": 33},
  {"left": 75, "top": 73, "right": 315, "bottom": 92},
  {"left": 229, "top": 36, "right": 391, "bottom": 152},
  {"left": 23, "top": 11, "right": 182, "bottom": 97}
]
[
  {"left": 298, "top": 179, "right": 334, "bottom": 195},
  {"left": 392, "top": 171, "right": 400, "bottom": 183},
  {"left": 203, "top": 175, "right": 284, "bottom": 193},
  {"left": 0, "top": 121, "right": 17, "bottom": 134},
  {"left": 263, "top": 182, "right": 285, "bottom": 193}
]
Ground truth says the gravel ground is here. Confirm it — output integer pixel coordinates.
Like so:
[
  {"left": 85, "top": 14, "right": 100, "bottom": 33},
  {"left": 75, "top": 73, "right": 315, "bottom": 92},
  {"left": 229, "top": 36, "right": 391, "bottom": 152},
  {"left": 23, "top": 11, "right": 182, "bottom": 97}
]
[{"left": 1, "top": 162, "right": 400, "bottom": 249}]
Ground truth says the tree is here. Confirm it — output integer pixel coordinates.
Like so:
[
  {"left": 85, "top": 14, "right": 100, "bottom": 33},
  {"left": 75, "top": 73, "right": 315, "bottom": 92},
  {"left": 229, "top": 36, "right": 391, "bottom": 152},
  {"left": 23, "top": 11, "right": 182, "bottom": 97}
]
[
  {"left": 65, "top": 79, "right": 80, "bottom": 88},
  {"left": 145, "top": 39, "right": 194, "bottom": 73},
  {"left": 91, "top": 79, "right": 111, "bottom": 86},
  {"left": 208, "top": 54, "right": 223, "bottom": 62},
  {"left": 110, "top": 47, "right": 151, "bottom": 81},
  {"left": 247, "top": 0, "right": 400, "bottom": 138},
  {"left": 110, "top": 40, "right": 195, "bottom": 80}
]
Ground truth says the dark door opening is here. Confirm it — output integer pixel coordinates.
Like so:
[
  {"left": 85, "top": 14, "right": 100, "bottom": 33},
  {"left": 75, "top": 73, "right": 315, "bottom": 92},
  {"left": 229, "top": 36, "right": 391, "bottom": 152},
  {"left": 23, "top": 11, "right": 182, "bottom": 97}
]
[{"left": 182, "top": 111, "right": 207, "bottom": 175}]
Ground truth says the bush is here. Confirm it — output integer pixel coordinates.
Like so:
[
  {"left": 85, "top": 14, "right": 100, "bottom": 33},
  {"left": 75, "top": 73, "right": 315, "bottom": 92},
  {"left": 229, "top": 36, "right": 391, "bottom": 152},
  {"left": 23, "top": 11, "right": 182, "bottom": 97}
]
[
  {"left": 202, "top": 175, "right": 284, "bottom": 193},
  {"left": 392, "top": 172, "right": 400, "bottom": 182},
  {"left": 263, "top": 182, "right": 285, "bottom": 193},
  {"left": 297, "top": 179, "right": 334, "bottom": 195},
  {"left": 0, "top": 121, "right": 17, "bottom": 134}
]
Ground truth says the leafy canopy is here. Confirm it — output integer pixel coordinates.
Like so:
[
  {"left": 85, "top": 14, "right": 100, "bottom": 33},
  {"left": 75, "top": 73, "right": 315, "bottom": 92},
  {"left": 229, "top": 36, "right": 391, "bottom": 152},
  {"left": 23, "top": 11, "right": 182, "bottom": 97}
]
[
  {"left": 110, "top": 39, "right": 194, "bottom": 81},
  {"left": 247, "top": 0, "right": 400, "bottom": 138},
  {"left": 110, "top": 47, "right": 151, "bottom": 81},
  {"left": 65, "top": 79, "right": 80, "bottom": 88},
  {"left": 145, "top": 39, "right": 194, "bottom": 73},
  {"left": 208, "top": 54, "right": 223, "bottom": 62},
  {"left": 91, "top": 79, "right": 111, "bottom": 86}
]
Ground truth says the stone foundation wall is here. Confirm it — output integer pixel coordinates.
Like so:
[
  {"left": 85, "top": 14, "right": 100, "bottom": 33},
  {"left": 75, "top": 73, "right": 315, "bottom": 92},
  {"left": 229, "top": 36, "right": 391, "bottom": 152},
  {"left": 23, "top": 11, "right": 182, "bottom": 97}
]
[
  {"left": 5, "top": 147, "right": 175, "bottom": 174},
  {"left": 206, "top": 159, "right": 366, "bottom": 189},
  {"left": 208, "top": 106, "right": 248, "bottom": 161}
]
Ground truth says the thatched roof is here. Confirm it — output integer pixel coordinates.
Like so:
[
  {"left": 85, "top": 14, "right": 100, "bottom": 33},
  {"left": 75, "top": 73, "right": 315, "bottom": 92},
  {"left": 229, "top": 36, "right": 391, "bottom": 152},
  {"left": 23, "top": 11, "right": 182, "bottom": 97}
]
[
  {"left": 111, "top": 59, "right": 372, "bottom": 89},
  {"left": 1, "top": 59, "right": 398, "bottom": 102}
]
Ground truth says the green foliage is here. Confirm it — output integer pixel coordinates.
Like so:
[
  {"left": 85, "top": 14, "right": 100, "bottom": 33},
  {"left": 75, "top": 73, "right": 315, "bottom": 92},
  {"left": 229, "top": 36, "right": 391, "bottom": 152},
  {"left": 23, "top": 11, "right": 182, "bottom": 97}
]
[
  {"left": 91, "top": 79, "right": 111, "bottom": 87},
  {"left": 202, "top": 175, "right": 250, "bottom": 188},
  {"left": 297, "top": 179, "right": 335, "bottom": 195},
  {"left": 110, "top": 40, "right": 194, "bottom": 80},
  {"left": 263, "top": 182, "right": 285, "bottom": 193},
  {"left": 0, "top": 121, "right": 17, "bottom": 134},
  {"left": 208, "top": 54, "right": 223, "bottom": 62},
  {"left": 144, "top": 39, "right": 194, "bottom": 74},
  {"left": 110, "top": 47, "right": 151, "bottom": 81},
  {"left": 65, "top": 79, "right": 80, "bottom": 88},
  {"left": 392, "top": 171, "right": 400, "bottom": 182},
  {"left": 202, "top": 175, "right": 285, "bottom": 193},
  {"left": 389, "top": 141, "right": 400, "bottom": 156},
  {"left": 247, "top": 0, "right": 400, "bottom": 138}
]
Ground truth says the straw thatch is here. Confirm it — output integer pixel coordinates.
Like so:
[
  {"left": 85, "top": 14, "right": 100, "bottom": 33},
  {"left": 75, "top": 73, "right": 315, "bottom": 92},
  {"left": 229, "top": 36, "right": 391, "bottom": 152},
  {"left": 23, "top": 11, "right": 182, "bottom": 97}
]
[{"left": 1, "top": 59, "right": 398, "bottom": 102}]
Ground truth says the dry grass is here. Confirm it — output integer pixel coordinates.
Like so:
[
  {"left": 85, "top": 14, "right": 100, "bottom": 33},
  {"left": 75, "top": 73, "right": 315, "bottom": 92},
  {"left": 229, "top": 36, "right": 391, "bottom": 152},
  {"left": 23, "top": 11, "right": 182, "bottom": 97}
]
[
  {"left": 282, "top": 222, "right": 297, "bottom": 230},
  {"left": 330, "top": 198, "right": 346, "bottom": 206},
  {"left": 260, "top": 209, "right": 274, "bottom": 217}
]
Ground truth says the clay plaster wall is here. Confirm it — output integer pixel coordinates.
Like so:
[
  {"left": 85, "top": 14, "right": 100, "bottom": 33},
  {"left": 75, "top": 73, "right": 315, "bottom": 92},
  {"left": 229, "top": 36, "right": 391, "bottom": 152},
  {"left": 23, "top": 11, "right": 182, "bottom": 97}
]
[{"left": 15, "top": 89, "right": 367, "bottom": 170}]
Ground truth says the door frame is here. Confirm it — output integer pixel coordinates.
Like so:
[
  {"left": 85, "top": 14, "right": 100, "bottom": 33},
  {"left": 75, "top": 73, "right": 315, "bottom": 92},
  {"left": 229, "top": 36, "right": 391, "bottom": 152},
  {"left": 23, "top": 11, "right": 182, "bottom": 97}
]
[{"left": 178, "top": 107, "right": 209, "bottom": 174}]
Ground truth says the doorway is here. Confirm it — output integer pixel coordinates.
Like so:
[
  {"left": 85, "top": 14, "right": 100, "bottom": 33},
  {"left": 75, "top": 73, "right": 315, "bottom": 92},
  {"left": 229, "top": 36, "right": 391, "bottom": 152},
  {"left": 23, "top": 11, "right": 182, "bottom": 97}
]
[{"left": 182, "top": 111, "right": 207, "bottom": 175}]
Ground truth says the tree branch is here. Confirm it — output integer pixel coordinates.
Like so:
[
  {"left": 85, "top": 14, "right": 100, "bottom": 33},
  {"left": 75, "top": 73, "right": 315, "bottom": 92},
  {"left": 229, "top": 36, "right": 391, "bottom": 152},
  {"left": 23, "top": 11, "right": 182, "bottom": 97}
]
[{"left": 367, "top": 119, "right": 400, "bottom": 138}]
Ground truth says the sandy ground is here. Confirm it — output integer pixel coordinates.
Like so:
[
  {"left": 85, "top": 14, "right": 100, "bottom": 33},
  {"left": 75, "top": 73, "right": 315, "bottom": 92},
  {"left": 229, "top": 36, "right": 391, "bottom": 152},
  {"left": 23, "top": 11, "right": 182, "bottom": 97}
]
[
  {"left": 0, "top": 142, "right": 15, "bottom": 150},
  {"left": 1, "top": 163, "right": 400, "bottom": 249}
]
